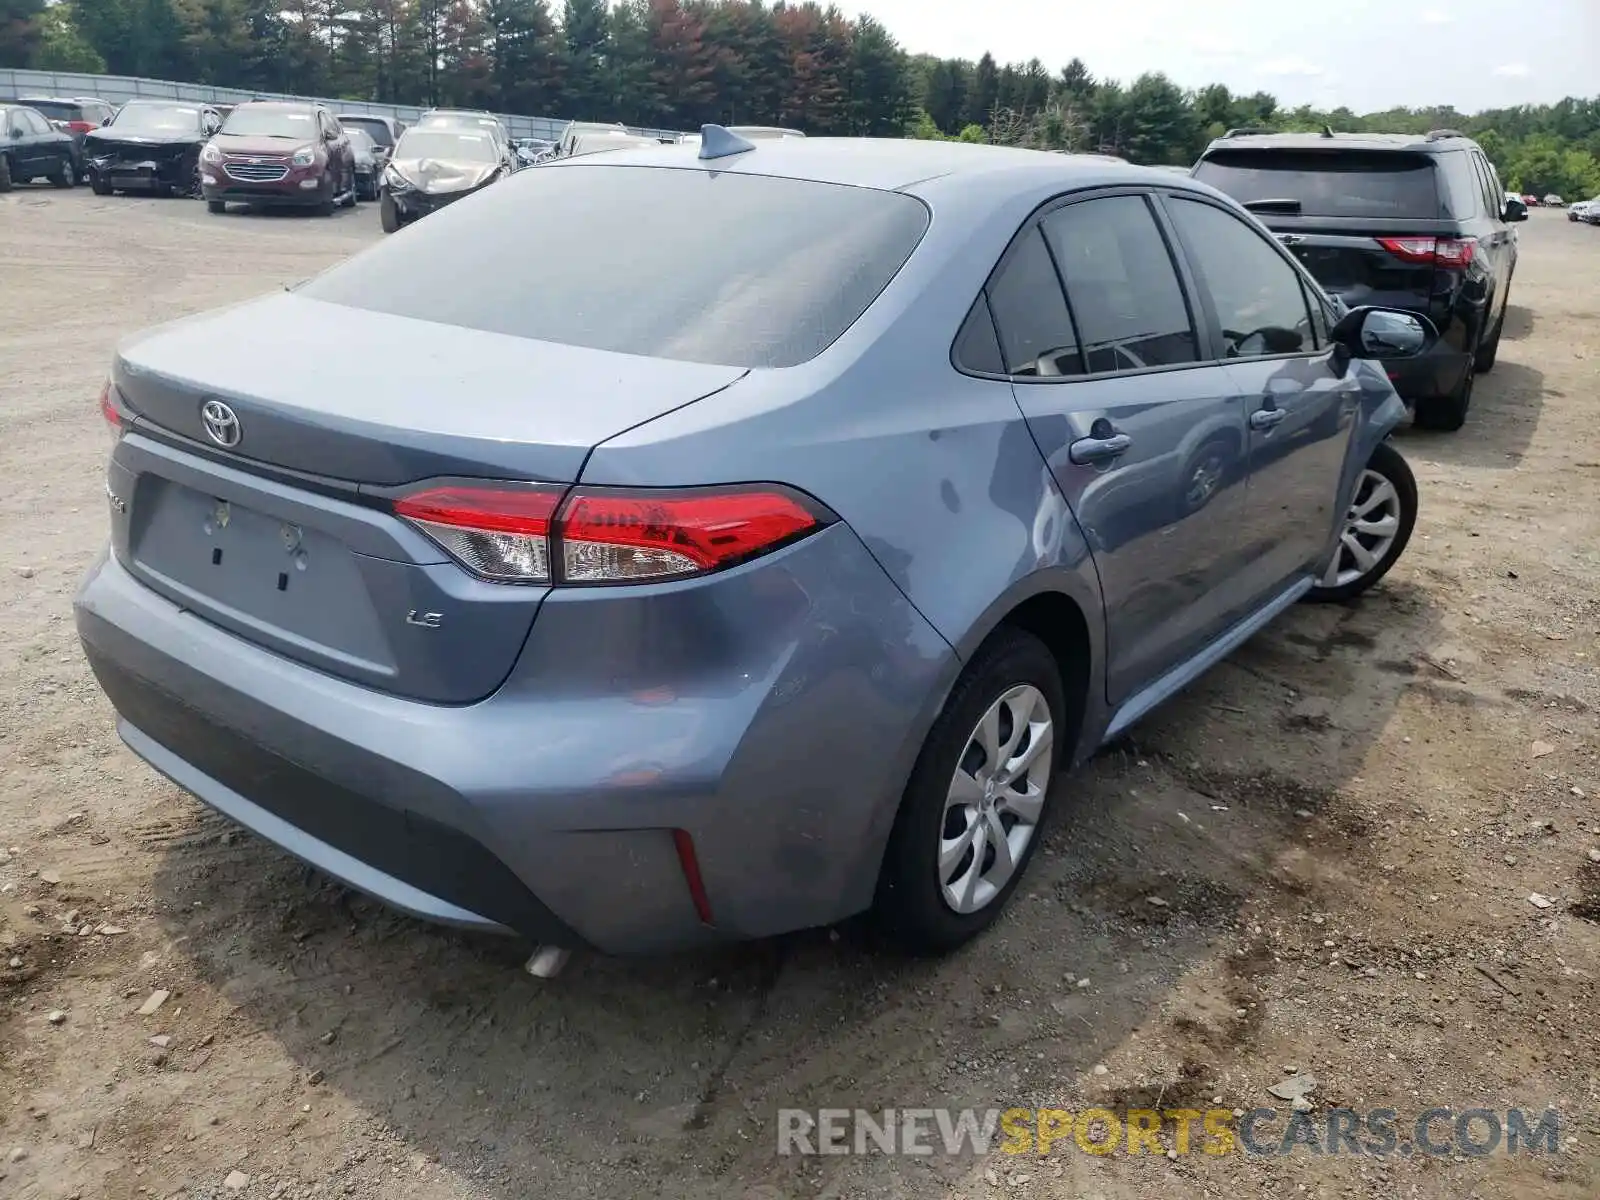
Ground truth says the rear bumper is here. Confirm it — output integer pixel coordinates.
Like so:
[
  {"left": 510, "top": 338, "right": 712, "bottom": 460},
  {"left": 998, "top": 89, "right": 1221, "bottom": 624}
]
[
  {"left": 75, "top": 527, "right": 954, "bottom": 954},
  {"left": 1381, "top": 336, "right": 1472, "bottom": 402}
]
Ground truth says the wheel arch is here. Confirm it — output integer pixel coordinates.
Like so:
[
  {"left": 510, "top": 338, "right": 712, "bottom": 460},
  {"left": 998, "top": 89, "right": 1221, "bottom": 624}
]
[
  {"left": 951, "top": 568, "right": 1105, "bottom": 768},
  {"left": 858, "top": 570, "right": 1107, "bottom": 910}
]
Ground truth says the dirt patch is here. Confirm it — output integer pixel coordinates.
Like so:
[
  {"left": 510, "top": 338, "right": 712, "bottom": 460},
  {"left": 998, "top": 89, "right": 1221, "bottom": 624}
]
[{"left": 1, "top": 198, "right": 1597, "bottom": 1200}]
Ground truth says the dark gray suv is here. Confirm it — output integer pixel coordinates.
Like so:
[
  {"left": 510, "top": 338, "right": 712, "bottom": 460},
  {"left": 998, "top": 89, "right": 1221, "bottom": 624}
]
[{"left": 1193, "top": 129, "right": 1525, "bottom": 431}]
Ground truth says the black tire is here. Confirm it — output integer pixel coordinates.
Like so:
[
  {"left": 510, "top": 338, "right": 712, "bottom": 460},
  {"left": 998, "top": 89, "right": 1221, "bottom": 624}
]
[
  {"left": 206, "top": 199, "right": 226, "bottom": 214},
  {"left": 0, "top": 154, "right": 12, "bottom": 193},
  {"left": 1306, "top": 440, "right": 1417, "bottom": 603},
  {"left": 315, "top": 171, "right": 336, "bottom": 216},
  {"left": 1411, "top": 353, "right": 1474, "bottom": 432},
  {"left": 379, "top": 191, "right": 400, "bottom": 233},
  {"left": 49, "top": 156, "right": 74, "bottom": 188},
  {"left": 873, "top": 628, "right": 1067, "bottom": 955},
  {"left": 340, "top": 168, "right": 357, "bottom": 207}
]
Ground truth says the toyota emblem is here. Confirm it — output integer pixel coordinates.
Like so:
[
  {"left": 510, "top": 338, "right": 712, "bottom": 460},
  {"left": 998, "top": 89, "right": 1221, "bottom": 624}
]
[{"left": 200, "top": 399, "right": 242, "bottom": 448}]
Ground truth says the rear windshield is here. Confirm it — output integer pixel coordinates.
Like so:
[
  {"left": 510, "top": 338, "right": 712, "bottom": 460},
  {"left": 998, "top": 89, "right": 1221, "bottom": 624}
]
[
  {"left": 24, "top": 100, "right": 80, "bottom": 120},
  {"left": 1194, "top": 150, "right": 1446, "bottom": 219},
  {"left": 339, "top": 117, "right": 393, "bottom": 146},
  {"left": 299, "top": 165, "right": 930, "bottom": 369}
]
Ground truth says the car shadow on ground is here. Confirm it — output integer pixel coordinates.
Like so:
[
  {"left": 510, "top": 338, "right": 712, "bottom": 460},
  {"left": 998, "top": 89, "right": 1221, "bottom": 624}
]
[
  {"left": 1500, "top": 304, "right": 1535, "bottom": 341},
  {"left": 1396, "top": 359, "right": 1545, "bottom": 471},
  {"left": 210, "top": 203, "right": 364, "bottom": 220},
  {"left": 149, "top": 583, "right": 1444, "bottom": 1197}
]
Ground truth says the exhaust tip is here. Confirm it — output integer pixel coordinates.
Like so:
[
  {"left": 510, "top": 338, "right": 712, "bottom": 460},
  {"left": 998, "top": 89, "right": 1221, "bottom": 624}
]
[{"left": 524, "top": 945, "right": 570, "bottom": 979}]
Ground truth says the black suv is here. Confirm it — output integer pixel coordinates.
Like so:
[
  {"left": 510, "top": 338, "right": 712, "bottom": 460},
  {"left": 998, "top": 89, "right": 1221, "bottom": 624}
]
[{"left": 1193, "top": 129, "right": 1525, "bottom": 431}]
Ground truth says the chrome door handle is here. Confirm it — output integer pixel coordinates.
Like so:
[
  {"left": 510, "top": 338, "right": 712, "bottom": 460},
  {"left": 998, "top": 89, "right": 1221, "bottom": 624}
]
[
  {"left": 1249, "top": 406, "right": 1287, "bottom": 431},
  {"left": 1069, "top": 432, "right": 1132, "bottom": 465}
]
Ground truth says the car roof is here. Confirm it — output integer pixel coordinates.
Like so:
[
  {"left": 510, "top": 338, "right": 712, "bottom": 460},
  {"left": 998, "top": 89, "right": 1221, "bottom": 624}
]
[
  {"left": 233, "top": 100, "right": 320, "bottom": 113},
  {"left": 544, "top": 135, "right": 1211, "bottom": 196},
  {"left": 1203, "top": 130, "right": 1474, "bottom": 154}
]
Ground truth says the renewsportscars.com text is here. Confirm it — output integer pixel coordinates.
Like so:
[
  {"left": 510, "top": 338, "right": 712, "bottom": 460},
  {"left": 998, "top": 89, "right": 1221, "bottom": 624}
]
[{"left": 776, "top": 1106, "right": 1562, "bottom": 1158}]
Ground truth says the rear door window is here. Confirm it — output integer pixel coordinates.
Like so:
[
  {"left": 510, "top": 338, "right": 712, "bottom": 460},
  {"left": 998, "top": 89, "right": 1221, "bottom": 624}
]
[
  {"left": 24, "top": 100, "right": 75, "bottom": 122},
  {"left": 952, "top": 296, "right": 1004, "bottom": 375},
  {"left": 300, "top": 165, "right": 930, "bottom": 369},
  {"left": 1194, "top": 150, "right": 1446, "bottom": 219},
  {"left": 1435, "top": 151, "right": 1485, "bottom": 219},
  {"left": 1041, "top": 195, "right": 1198, "bottom": 373},
  {"left": 982, "top": 225, "right": 1082, "bottom": 377}
]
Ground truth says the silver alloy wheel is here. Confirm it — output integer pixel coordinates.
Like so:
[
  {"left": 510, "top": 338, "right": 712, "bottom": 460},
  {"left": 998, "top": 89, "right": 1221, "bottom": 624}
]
[
  {"left": 1321, "top": 468, "right": 1402, "bottom": 589},
  {"left": 939, "top": 683, "right": 1053, "bottom": 915}
]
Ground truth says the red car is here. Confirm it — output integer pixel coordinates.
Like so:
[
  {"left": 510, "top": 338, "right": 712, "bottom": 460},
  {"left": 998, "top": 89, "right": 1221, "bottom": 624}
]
[
  {"left": 1520, "top": 193, "right": 1540, "bottom": 208},
  {"left": 200, "top": 101, "right": 357, "bottom": 215}
]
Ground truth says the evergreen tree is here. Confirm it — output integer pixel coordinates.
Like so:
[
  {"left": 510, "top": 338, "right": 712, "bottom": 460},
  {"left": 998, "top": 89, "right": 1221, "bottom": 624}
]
[
  {"left": 964, "top": 51, "right": 996, "bottom": 128},
  {"left": 560, "top": 0, "right": 608, "bottom": 118}
]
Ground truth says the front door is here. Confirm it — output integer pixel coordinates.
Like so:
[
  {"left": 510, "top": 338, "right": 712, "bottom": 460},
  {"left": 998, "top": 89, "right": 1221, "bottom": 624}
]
[
  {"left": 1161, "top": 193, "right": 1361, "bottom": 595},
  {"left": 992, "top": 192, "right": 1255, "bottom": 707}
]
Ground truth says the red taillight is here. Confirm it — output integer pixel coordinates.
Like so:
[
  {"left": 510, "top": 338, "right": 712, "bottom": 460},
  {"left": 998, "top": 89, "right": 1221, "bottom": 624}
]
[
  {"left": 392, "top": 482, "right": 825, "bottom": 585},
  {"left": 68, "top": 120, "right": 95, "bottom": 134},
  {"left": 1377, "top": 236, "right": 1475, "bottom": 267},
  {"left": 98, "top": 380, "right": 121, "bottom": 429},
  {"left": 99, "top": 380, "right": 129, "bottom": 446},
  {"left": 393, "top": 484, "right": 561, "bottom": 581},
  {"left": 558, "top": 487, "right": 820, "bottom": 583},
  {"left": 1433, "top": 237, "right": 1475, "bottom": 267}
]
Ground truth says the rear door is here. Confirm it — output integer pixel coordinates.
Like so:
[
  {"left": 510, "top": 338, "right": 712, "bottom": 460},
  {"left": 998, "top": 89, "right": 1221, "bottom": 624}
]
[
  {"left": 1467, "top": 149, "right": 1515, "bottom": 326},
  {"left": 1162, "top": 193, "right": 1360, "bottom": 594},
  {"left": 28, "top": 109, "right": 65, "bottom": 175},
  {"left": 985, "top": 191, "right": 1254, "bottom": 706}
]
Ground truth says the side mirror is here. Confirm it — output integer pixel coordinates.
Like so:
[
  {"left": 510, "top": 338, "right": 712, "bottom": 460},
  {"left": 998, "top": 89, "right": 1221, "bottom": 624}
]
[
  {"left": 8, "top": 127, "right": 22, "bottom": 139},
  {"left": 1330, "top": 306, "right": 1437, "bottom": 360},
  {"left": 1503, "top": 198, "right": 1528, "bottom": 222}
]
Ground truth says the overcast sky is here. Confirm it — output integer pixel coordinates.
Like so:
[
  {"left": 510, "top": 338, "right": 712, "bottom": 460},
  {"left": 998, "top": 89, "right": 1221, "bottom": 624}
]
[{"left": 844, "top": 0, "right": 1597, "bottom": 113}]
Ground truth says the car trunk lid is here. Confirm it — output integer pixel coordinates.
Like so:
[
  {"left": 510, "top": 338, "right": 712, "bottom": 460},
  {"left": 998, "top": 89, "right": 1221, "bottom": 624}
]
[
  {"left": 108, "top": 293, "right": 746, "bottom": 703},
  {"left": 113, "top": 292, "right": 746, "bottom": 485}
]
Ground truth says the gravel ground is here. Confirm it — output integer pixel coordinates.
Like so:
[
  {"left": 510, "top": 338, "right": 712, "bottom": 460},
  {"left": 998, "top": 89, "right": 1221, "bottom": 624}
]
[{"left": 1, "top": 188, "right": 1597, "bottom": 1200}]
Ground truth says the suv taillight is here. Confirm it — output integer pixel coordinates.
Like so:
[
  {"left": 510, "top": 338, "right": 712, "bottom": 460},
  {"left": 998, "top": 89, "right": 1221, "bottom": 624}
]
[
  {"left": 394, "top": 483, "right": 830, "bottom": 585},
  {"left": 1378, "top": 236, "right": 1476, "bottom": 267}
]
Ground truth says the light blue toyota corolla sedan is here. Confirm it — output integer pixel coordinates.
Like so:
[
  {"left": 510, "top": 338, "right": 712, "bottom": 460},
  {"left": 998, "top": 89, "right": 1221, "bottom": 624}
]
[{"left": 76, "top": 127, "right": 1427, "bottom": 959}]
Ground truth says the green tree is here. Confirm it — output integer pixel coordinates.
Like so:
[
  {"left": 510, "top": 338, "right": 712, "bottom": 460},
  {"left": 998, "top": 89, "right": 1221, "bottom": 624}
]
[
  {"left": 30, "top": 3, "right": 105, "bottom": 69},
  {"left": 605, "top": 0, "right": 660, "bottom": 125},
  {"left": 964, "top": 50, "right": 996, "bottom": 128},
  {"left": 0, "top": 0, "right": 44, "bottom": 67},
  {"left": 560, "top": 0, "right": 608, "bottom": 117},
  {"left": 845, "top": 14, "right": 907, "bottom": 136},
  {"left": 921, "top": 57, "right": 965, "bottom": 134},
  {"left": 484, "top": 0, "right": 562, "bottom": 114}
]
